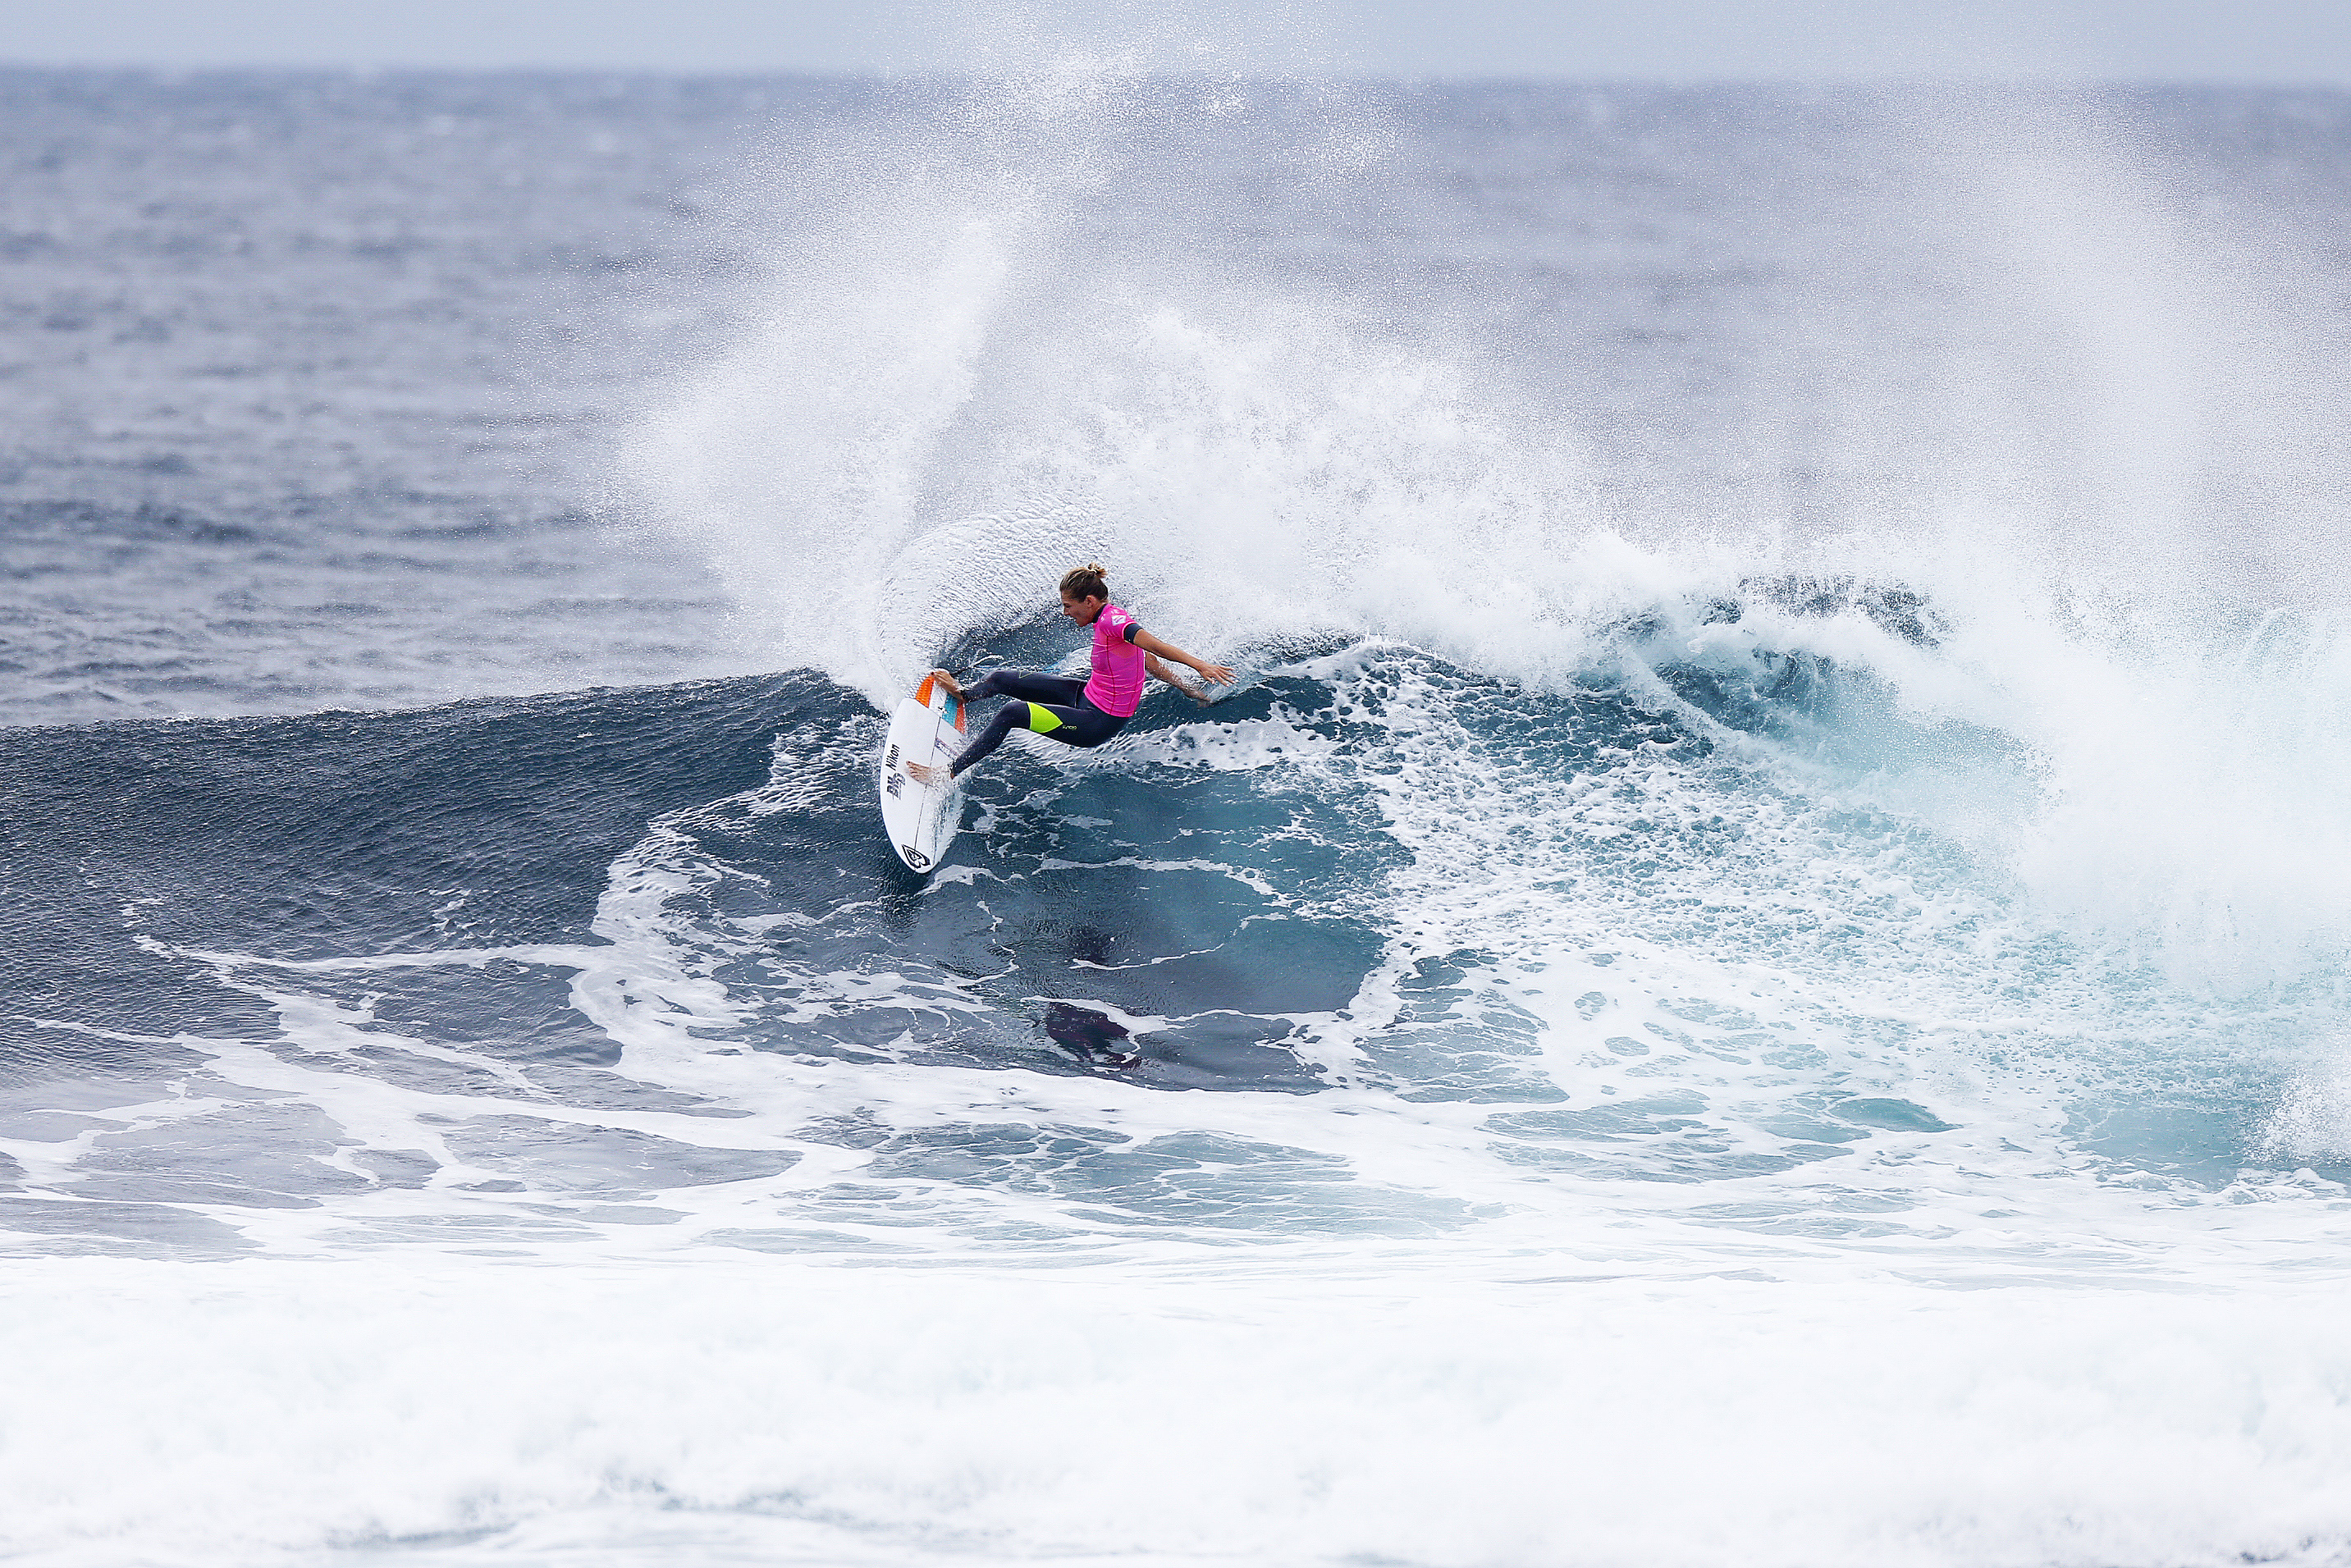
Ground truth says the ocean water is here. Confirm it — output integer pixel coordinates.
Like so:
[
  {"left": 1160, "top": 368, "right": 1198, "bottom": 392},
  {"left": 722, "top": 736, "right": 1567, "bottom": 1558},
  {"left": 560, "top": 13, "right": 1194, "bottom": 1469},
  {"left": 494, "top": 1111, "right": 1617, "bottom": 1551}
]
[{"left": 5, "top": 63, "right": 2351, "bottom": 1568}]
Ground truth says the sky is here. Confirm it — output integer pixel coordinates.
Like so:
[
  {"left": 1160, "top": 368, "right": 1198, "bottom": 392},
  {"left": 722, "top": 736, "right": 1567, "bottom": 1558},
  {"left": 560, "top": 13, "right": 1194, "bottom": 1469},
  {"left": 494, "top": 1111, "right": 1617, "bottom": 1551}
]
[{"left": 2, "top": 0, "right": 2349, "bottom": 83}]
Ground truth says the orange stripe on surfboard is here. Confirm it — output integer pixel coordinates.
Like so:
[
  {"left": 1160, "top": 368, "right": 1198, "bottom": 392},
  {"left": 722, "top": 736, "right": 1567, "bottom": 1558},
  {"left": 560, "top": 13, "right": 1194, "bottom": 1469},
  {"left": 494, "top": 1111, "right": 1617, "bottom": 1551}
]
[{"left": 913, "top": 674, "right": 967, "bottom": 731}]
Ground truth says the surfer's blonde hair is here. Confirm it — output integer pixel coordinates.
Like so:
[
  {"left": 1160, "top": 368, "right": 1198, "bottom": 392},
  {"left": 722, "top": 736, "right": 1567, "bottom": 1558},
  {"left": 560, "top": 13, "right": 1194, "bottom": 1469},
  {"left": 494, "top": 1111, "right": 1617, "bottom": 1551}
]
[{"left": 1059, "top": 563, "right": 1109, "bottom": 601}]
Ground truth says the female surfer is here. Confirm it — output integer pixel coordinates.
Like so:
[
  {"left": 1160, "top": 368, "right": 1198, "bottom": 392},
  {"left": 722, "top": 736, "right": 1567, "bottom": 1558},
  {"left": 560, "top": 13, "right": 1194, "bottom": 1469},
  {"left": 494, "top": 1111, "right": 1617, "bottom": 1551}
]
[{"left": 905, "top": 563, "right": 1234, "bottom": 784}]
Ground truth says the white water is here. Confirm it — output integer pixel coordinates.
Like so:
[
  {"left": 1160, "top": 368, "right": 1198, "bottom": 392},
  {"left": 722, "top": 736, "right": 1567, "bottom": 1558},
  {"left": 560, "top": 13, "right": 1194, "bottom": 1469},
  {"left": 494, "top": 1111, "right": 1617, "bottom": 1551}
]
[{"left": 15, "top": 1256, "right": 2351, "bottom": 1568}]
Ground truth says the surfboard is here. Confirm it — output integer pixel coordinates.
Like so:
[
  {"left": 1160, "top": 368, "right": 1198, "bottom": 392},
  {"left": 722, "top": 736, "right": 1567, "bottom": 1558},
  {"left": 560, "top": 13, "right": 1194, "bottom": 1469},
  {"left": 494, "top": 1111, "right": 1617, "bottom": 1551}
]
[{"left": 879, "top": 674, "right": 967, "bottom": 873}]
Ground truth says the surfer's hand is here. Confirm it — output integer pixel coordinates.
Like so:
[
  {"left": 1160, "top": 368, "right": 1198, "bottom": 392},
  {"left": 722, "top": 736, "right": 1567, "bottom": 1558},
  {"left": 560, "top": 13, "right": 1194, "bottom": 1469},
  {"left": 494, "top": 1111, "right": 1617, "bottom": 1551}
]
[
  {"left": 927, "top": 668, "right": 964, "bottom": 699},
  {"left": 1196, "top": 662, "right": 1236, "bottom": 685}
]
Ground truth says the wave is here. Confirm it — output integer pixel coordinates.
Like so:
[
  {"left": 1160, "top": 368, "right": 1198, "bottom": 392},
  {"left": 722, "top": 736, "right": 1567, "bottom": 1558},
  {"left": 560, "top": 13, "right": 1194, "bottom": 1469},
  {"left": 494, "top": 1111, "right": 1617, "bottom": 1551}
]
[{"left": 7, "top": 583, "right": 2344, "bottom": 1257}]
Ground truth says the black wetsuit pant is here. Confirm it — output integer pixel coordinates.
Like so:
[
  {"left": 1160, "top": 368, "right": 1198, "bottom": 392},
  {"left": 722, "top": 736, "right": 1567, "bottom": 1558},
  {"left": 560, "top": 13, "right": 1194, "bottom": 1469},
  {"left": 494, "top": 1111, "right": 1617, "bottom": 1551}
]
[{"left": 948, "top": 671, "right": 1129, "bottom": 778}]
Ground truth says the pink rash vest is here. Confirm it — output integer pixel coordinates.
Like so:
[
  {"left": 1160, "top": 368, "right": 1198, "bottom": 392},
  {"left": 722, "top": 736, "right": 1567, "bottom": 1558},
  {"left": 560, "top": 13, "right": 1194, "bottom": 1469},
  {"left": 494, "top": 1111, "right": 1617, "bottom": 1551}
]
[{"left": 1083, "top": 602, "right": 1147, "bottom": 718}]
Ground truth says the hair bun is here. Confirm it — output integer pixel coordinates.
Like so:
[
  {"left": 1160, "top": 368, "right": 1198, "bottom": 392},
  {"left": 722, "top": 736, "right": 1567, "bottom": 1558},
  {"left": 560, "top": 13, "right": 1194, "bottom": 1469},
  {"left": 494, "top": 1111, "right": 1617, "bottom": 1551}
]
[{"left": 1086, "top": 562, "right": 1106, "bottom": 577}]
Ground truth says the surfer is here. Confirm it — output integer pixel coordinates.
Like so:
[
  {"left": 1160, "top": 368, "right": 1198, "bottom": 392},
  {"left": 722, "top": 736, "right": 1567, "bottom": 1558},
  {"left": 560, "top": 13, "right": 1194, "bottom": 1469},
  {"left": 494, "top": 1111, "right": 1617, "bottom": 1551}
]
[{"left": 905, "top": 563, "right": 1234, "bottom": 784}]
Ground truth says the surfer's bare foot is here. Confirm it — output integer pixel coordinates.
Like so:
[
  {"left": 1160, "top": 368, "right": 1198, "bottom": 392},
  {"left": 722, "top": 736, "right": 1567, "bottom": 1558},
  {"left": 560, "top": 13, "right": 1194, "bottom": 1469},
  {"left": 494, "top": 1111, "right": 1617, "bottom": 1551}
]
[
  {"left": 927, "top": 668, "right": 965, "bottom": 700},
  {"left": 905, "top": 760, "right": 945, "bottom": 785}
]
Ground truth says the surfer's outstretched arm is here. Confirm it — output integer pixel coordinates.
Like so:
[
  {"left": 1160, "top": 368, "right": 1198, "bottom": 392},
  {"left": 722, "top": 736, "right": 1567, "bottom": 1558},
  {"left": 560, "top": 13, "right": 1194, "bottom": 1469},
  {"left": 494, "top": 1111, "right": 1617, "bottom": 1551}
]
[
  {"left": 1132, "top": 630, "right": 1234, "bottom": 689},
  {"left": 1145, "top": 651, "right": 1210, "bottom": 704}
]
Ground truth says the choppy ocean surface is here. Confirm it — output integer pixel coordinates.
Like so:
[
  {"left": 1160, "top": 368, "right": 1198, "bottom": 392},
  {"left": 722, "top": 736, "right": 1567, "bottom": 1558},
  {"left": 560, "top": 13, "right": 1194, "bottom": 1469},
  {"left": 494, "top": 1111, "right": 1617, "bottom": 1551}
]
[{"left": 5, "top": 64, "right": 2351, "bottom": 1568}]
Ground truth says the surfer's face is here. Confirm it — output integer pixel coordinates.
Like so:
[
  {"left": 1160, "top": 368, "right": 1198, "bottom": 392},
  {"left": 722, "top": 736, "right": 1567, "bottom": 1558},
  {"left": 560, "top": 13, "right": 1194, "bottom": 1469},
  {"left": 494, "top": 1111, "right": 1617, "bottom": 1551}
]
[{"left": 1060, "top": 592, "right": 1104, "bottom": 625}]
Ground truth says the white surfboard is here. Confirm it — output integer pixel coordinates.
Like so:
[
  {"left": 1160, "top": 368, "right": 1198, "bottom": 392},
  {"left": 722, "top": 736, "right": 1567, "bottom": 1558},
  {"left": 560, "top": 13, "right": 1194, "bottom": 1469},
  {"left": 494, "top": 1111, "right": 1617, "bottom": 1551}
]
[{"left": 878, "top": 674, "right": 967, "bottom": 873}]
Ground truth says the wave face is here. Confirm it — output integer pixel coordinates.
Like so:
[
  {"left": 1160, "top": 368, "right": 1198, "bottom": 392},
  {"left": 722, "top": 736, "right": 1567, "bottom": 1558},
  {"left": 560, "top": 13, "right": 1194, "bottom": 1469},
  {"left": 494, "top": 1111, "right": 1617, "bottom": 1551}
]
[{"left": 7, "top": 67, "right": 2351, "bottom": 1568}]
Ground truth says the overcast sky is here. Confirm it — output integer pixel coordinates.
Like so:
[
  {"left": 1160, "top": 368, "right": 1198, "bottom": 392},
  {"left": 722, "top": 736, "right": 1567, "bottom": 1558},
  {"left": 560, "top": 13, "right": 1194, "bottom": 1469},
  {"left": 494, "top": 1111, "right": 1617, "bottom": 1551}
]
[{"left": 4, "top": 0, "right": 2349, "bottom": 83}]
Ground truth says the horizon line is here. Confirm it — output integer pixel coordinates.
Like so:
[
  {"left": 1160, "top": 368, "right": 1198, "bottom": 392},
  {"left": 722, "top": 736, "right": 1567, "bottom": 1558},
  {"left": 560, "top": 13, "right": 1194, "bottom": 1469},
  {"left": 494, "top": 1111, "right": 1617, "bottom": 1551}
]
[{"left": 3, "top": 59, "right": 2349, "bottom": 91}]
